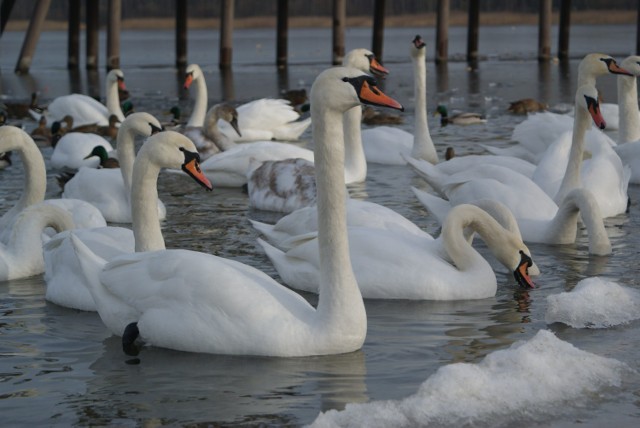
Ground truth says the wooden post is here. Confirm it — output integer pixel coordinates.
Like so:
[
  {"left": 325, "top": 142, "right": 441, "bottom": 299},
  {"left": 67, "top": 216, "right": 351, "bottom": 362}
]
[
  {"left": 637, "top": 0, "right": 640, "bottom": 55},
  {"left": 371, "top": 0, "right": 385, "bottom": 61},
  {"left": 466, "top": 0, "right": 479, "bottom": 64},
  {"left": 86, "top": 0, "right": 99, "bottom": 70},
  {"left": 0, "top": 0, "right": 17, "bottom": 36},
  {"left": 176, "top": 0, "right": 187, "bottom": 68},
  {"left": 558, "top": 0, "right": 571, "bottom": 60},
  {"left": 538, "top": 0, "right": 552, "bottom": 61},
  {"left": 276, "top": 0, "right": 288, "bottom": 68},
  {"left": 219, "top": 0, "right": 234, "bottom": 69},
  {"left": 435, "top": 0, "right": 449, "bottom": 63},
  {"left": 332, "top": 0, "right": 345, "bottom": 65},
  {"left": 107, "top": 0, "right": 121, "bottom": 70},
  {"left": 15, "top": 0, "right": 51, "bottom": 74},
  {"left": 67, "top": 0, "right": 80, "bottom": 68}
]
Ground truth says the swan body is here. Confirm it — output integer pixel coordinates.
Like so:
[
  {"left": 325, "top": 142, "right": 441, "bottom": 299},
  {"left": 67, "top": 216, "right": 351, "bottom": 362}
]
[
  {"left": 71, "top": 67, "right": 403, "bottom": 357},
  {"left": 0, "top": 203, "right": 75, "bottom": 281},
  {"left": 43, "top": 131, "right": 212, "bottom": 311},
  {"left": 182, "top": 104, "right": 240, "bottom": 160},
  {"left": 33, "top": 69, "right": 126, "bottom": 127},
  {"left": 50, "top": 132, "right": 114, "bottom": 170},
  {"left": 258, "top": 203, "right": 535, "bottom": 300},
  {"left": 62, "top": 113, "right": 166, "bottom": 223},
  {"left": 612, "top": 56, "right": 640, "bottom": 183}
]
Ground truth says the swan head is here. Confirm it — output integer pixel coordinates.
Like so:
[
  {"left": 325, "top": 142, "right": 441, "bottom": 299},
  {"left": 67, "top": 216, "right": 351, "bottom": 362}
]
[
  {"left": 207, "top": 104, "right": 241, "bottom": 137},
  {"left": 579, "top": 54, "right": 632, "bottom": 80},
  {"left": 410, "top": 34, "right": 426, "bottom": 58},
  {"left": 184, "top": 64, "right": 203, "bottom": 89},
  {"left": 311, "top": 67, "right": 403, "bottom": 115},
  {"left": 107, "top": 69, "right": 126, "bottom": 91},
  {"left": 343, "top": 48, "right": 389, "bottom": 77},
  {"left": 621, "top": 55, "right": 640, "bottom": 77},
  {"left": 513, "top": 250, "right": 535, "bottom": 289},
  {"left": 575, "top": 84, "right": 606, "bottom": 130},
  {"left": 120, "top": 112, "right": 163, "bottom": 137},
  {"left": 140, "top": 131, "right": 213, "bottom": 191}
]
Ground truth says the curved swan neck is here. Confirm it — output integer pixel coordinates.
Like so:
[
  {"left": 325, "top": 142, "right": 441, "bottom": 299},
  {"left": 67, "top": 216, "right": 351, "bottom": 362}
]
[
  {"left": 311, "top": 103, "right": 364, "bottom": 322},
  {"left": 442, "top": 206, "right": 497, "bottom": 273},
  {"left": 342, "top": 106, "right": 367, "bottom": 184},
  {"left": 555, "top": 99, "right": 590, "bottom": 203},
  {"left": 411, "top": 54, "right": 438, "bottom": 163},
  {"left": 204, "top": 107, "right": 235, "bottom": 151},
  {"left": 106, "top": 78, "right": 125, "bottom": 122},
  {"left": 130, "top": 154, "right": 166, "bottom": 252},
  {"left": 617, "top": 74, "right": 640, "bottom": 144},
  {"left": 187, "top": 74, "right": 208, "bottom": 127},
  {"left": 9, "top": 205, "right": 74, "bottom": 260}
]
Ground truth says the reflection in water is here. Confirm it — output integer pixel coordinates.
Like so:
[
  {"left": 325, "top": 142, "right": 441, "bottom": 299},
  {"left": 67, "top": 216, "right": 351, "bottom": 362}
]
[
  {"left": 435, "top": 61, "right": 449, "bottom": 94},
  {"left": 277, "top": 67, "right": 290, "bottom": 94},
  {"left": 86, "top": 69, "right": 101, "bottom": 100},
  {"left": 558, "top": 59, "right": 573, "bottom": 101},
  {"left": 220, "top": 67, "right": 235, "bottom": 101},
  {"left": 68, "top": 68, "right": 82, "bottom": 94},
  {"left": 537, "top": 61, "right": 552, "bottom": 104}
]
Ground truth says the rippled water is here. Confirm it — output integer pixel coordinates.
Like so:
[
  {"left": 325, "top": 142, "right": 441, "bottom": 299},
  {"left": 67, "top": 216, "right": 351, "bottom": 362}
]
[{"left": 1, "top": 25, "right": 640, "bottom": 426}]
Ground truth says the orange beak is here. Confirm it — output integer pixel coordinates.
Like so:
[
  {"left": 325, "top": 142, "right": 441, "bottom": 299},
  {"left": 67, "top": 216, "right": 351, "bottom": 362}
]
[
  {"left": 608, "top": 61, "right": 633, "bottom": 76},
  {"left": 184, "top": 74, "right": 194, "bottom": 89},
  {"left": 182, "top": 158, "right": 213, "bottom": 191},
  {"left": 369, "top": 57, "right": 389, "bottom": 77},
  {"left": 118, "top": 79, "right": 127, "bottom": 91},
  {"left": 587, "top": 97, "right": 606, "bottom": 130},
  {"left": 359, "top": 80, "right": 403, "bottom": 111}
]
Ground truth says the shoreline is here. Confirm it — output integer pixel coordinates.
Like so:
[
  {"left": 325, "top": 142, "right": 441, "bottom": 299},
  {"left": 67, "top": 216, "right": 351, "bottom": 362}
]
[{"left": 2, "top": 10, "right": 634, "bottom": 32}]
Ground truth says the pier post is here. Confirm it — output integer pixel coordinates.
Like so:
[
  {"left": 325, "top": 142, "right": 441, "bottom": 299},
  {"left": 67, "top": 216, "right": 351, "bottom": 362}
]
[
  {"left": 466, "top": 0, "right": 479, "bottom": 64},
  {"left": 372, "top": 0, "right": 385, "bottom": 61},
  {"left": 0, "top": 0, "right": 16, "bottom": 36},
  {"left": 435, "top": 0, "right": 449, "bottom": 63},
  {"left": 15, "top": 0, "right": 51, "bottom": 74},
  {"left": 276, "top": 0, "right": 288, "bottom": 69},
  {"left": 67, "top": 0, "right": 80, "bottom": 68},
  {"left": 637, "top": 0, "right": 640, "bottom": 54},
  {"left": 332, "top": 0, "right": 346, "bottom": 65},
  {"left": 107, "top": 0, "right": 121, "bottom": 71},
  {"left": 219, "top": 0, "right": 234, "bottom": 69},
  {"left": 558, "top": 0, "right": 571, "bottom": 60},
  {"left": 176, "top": 0, "right": 187, "bottom": 68},
  {"left": 538, "top": 0, "right": 552, "bottom": 61},
  {"left": 86, "top": 0, "right": 99, "bottom": 70}
]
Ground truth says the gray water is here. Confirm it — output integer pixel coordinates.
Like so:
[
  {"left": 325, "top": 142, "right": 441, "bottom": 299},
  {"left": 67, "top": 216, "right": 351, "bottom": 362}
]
[{"left": 1, "top": 25, "right": 640, "bottom": 426}]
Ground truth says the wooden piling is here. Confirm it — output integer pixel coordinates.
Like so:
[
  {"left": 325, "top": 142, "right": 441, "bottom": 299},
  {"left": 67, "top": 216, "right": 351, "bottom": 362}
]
[
  {"left": 86, "top": 0, "right": 99, "bottom": 70},
  {"left": 637, "top": 0, "right": 640, "bottom": 55},
  {"left": 371, "top": 0, "right": 385, "bottom": 61},
  {"left": 276, "top": 0, "right": 288, "bottom": 68},
  {"left": 219, "top": 0, "right": 234, "bottom": 69},
  {"left": 332, "top": 0, "right": 346, "bottom": 65},
  {"left": 107, "top": 0, "right": 121, "bottom": 71},
  {"left": 0, "top": 0, "right": 16, "bottom": 36},
  {"left": 67, "top": 0, "right": 80, "bottom": 68},
  {"left": 176, "top": 0, "right": 187, "bottom": 68},
  {"left": 538, "top": 0, "right": 552, "bottom": 61},
  {"left": 558, "top": 0, "right": 571, "bottom": 60},
  {"left": 466, "top": 0, "right": 479, "bottom": 64},
  {"left": 435, "top": 0, "right": 449, "bottom": 63},
  {"left": 15, "top": 0, "right": 51, "bottom": 74}
]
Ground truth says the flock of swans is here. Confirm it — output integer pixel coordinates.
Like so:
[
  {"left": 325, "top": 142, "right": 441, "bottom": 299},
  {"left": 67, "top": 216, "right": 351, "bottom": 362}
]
[{"left": 1, "top": 32, "right": 639, "bottom": 358}]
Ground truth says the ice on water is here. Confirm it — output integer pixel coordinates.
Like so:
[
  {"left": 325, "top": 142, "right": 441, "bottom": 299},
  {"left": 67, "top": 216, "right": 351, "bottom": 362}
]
[
  {"left": 545, "top": 277, "right": 640, "bottom": 328},
  {"left": 310, "top": 330, "right": 627, "bottom": 428}
]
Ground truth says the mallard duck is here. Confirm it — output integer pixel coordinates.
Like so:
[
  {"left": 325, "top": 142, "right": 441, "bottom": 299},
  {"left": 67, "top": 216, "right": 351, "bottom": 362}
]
[
  {"left": 444, "top": 146, "right": 455, "bottom": 160},
  {"left": 84, "top": 145, "right": 119, "bottom": 168},
  {"left": 30, "top": 116, "right": 52, "bottom": 146},
  {"left": 361, "top": 105, "right": 404, "bottom": 125},
  {"left": 507, "top": 98, "right": 548, "bottom": 115},
  {"left": 434, "top": 105, "right": 486, "bottom": 126},
  {"left": 3, "top": 92, "right": 42, "bottom": 119}
]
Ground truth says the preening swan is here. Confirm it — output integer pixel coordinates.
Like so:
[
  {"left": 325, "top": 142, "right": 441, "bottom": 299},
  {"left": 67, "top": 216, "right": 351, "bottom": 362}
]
[
  {"left": 61, "top": 113, "right": 165, "bottom": 223},
  {"left": 258, "top": 203, "right": 535, "bottom": 300},
  {"left": 71, "top": 67, "right": 402, "bottom": 357},
  {"left": 32, "top": 69, "right": 126, "bottom": 127},
  {"left": 182, "top": 103, "right": 241, "bottom": 160},
  {"left": 1, "top": 203, "right": 75, "bottom": 281},
  {"left": 362, "top": 34, "right": 438, "bottom": 165},
  {"left": 44, "top": 130, "right": 213, "bottom": 311}
]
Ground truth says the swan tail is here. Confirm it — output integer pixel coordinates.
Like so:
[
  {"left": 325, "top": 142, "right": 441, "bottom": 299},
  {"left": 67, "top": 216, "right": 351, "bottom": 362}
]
[
  {"left": 257, "top": 238, "right": 319, "bottom": 292},
  {"left": 69, "top": 232, "right": 108, "bottom": 295},
  {"left": 410, "top": 186, "right": 451, "bottom": 224},
  {"left": 405, "top": 156, "right": 448, "bottom": 197},
  {"left": 272, "top": 117, "right": 312, "bottom": 141}
]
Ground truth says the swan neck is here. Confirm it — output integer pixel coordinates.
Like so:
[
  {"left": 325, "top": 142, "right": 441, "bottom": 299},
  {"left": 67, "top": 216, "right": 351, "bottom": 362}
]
[
  {"left": 106, "top": 78, "right": 125, "bottom": 122},
  {"left": 10, "top": 205, "right": 74, "bottom": 260},
  {"left": 555, "top": 101, "right": 590, "bottom": 203},
  {"left": 116, "top": 124, "right": 137, "bottom": 194},
  {"left": 617, "top": 74, "right": 640, "bottom": 144},
  {"left": 187, "top": 75, "right": 208, "bottom": 127},
  {"left": 130, "top": 155, "right": 166, "bottom": 252},
  {"left": 342, "top": 106, "right": 367, "bottom": 184},
  {"left": 442, "top": 208, "right": 497, "bottom": 273},
  {"left": 552, "top": 190, "right": 610, "bottom": 253},
  {"left": 411, "top": 55, "right": 438, "bottom": 163}
]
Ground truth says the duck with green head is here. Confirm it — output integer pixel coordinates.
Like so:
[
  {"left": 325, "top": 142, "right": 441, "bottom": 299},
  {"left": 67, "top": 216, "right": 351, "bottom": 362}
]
[
  {"left": 435, "top": 105, "right": 486, "bottom": 126},
  {"left": 84, "top": 145, "right": 119, "bottom": 169}
]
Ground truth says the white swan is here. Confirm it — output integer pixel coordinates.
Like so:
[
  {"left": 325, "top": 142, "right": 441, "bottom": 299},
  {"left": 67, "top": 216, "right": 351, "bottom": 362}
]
[
  {"left": 182, "top": 104, "right": 241, "bottom": 160},
  {"left": 244, "top": 48, "right": 391, "bottom": 212},
  {"left": 61, "top": 113, "right": 166, "bottom": 223},
  {"left": 70, "top": 67, "right": 403, "bottom": 357},
  {"left": 0, "top": 126, "right": 106, "bottom": 245},
  {"left": 612, "top": 56, "right": 640, "bottom": 183},
  {"left": 32, "top": 69, "right": 126, "bottom": 127},
  {"left": 362, "top": 34, "right": 438, "bottom": 165},
  {"left": 50, "top": 132, "right": 114, "bottom": 170},
  {"left": 183, "top": 63, "right": 311, "bottom": 142},
  {"left": 1, "top": 203, "right": 75, "bottom": 281},
  {"left": 43, "top": 130, "right": 213, "bottom": 311},
  {"left": 483, "top": 53, "right": 632, "bottom": 162},
  {"left": 258, "top": 203, "right": 535, "bottom": 300}
]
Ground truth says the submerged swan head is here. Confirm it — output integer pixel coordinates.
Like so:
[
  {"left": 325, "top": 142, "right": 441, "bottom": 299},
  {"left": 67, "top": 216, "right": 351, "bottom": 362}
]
[
  {"left": 410, "top": 34, "right": 426, "bottom": 58},
  {"left": 575, "top": 84, "right": 606, "bottom": 129},
  {"left": 183, "top": 64, "right": 203, "bottom": 89},
  {"left": 579, "top": 53, "right": 632, "bottom": 81},
  {"left": 107, "top": 68, "right": 126, "bottom": 91},
  {"left": 342, "top": 48, "right": 388, "bottom": 77}
]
